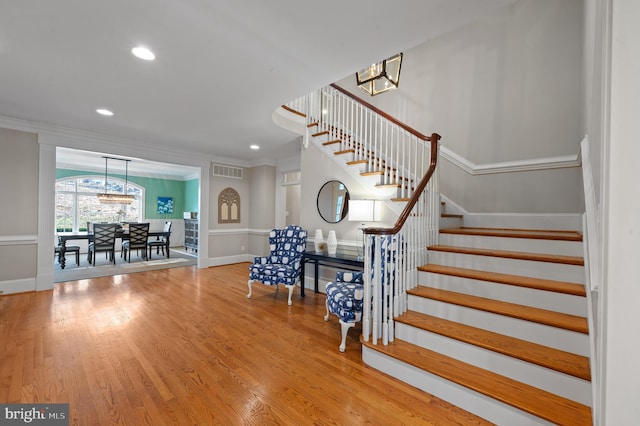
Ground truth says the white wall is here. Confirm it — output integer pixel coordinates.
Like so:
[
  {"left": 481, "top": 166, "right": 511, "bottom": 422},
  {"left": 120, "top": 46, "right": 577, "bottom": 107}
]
[
  {"left": 337, "top": 0, "right": 584, "bottom": 213},
  {"left": 602, "top": 0, "right": 640, "bottom": 423}
]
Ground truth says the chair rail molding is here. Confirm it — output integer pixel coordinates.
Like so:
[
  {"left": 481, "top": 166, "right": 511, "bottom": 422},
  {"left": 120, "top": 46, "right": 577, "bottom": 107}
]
[
  {"left": 0, "top": 235, "right": 38, "bottom": 246},
  {"left": 208, "top": 228, "right": 271, "bottom": 236},
  {"left": 440, "top": 145, "right": 581, "bottom": 175}
]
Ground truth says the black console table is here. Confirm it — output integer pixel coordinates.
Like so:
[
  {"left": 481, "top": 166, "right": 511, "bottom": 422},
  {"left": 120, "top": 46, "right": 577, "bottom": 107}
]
[{"left": 301, "top": 243, "right": 364, "bottom": 296}]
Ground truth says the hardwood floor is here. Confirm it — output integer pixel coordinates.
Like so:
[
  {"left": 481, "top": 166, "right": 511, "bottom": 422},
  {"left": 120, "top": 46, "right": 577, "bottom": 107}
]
[{"left": 0, "top": 263, "right": 489, "bottom": 425}]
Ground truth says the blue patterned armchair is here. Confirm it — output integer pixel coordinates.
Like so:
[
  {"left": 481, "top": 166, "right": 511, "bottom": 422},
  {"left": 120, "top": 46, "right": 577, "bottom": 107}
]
[
  {"left": 247, "top": 225, "right": 307, "bottom": 305},
  {"left": 324, "top": 271, "right": 364, "bottom": 352}
]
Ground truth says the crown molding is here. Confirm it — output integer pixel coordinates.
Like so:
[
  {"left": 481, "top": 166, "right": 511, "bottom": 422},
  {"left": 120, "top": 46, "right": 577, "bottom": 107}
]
[
  {"left": 440, "top": 145, "right": 581, "bottom": 175},
  {"left": 0, "top": 115, "right": 257, "bottom": 169}
]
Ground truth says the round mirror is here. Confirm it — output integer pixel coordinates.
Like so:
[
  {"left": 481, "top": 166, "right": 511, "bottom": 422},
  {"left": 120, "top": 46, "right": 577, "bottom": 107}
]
[{"left": 317, "top": 180, "right": 349, "bottom": 223}]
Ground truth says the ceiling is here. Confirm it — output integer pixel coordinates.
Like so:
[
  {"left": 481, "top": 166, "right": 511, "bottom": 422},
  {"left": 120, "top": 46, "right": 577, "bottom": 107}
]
[{"left": 1, "top": 0, "right": 517, "bottom": 174}]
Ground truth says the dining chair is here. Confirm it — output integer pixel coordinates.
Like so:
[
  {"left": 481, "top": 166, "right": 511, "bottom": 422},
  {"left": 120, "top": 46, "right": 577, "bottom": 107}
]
[
  {"left": 122, "top": 223, "right": 150, "bottom": 262},
  {"left": 147, "top": 221, "right": 172, "bottom": 259},
  {"left": 88, "top": 224, "right": 118, "bottom": 266},
  {"left": 54, "top": 239, "right": 80, "bottom": 267}
]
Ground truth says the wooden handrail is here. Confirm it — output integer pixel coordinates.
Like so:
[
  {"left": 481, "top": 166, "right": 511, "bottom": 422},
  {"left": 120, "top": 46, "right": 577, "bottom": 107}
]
[
  {"left": 330, "top": 83, "right": 432, "bottom": 142},
  {"left": 365, "top": 133, "right": 441, "bottom": 236}
]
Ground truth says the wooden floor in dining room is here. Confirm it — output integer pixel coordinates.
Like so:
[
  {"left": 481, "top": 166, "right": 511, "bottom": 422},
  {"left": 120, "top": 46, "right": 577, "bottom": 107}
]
[{"left": 0, "top": 263, "right": 489, "bottom": 425}]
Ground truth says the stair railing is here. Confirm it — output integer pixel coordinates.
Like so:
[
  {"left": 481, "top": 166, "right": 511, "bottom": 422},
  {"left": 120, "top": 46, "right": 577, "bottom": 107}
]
[
  {"left": 306, "top": 84, "right": 434, "bottom": 200},
  {"left": 362, "top": 134, "right": 440, "bottom": 345},
  {"left": 285, "top": 85, "right": 441, "bottom": 346}
]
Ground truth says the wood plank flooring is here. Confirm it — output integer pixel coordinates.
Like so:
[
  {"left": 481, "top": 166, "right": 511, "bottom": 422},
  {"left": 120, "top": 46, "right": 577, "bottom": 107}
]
[{"left": 0, "top": 263, "right": 489, "bottom": 425}]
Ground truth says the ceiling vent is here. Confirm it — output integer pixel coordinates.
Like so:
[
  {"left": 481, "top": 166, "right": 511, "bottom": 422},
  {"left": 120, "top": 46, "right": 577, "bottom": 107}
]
[{"left": 212, "top": 164, "right": 243, "bottom": 179}]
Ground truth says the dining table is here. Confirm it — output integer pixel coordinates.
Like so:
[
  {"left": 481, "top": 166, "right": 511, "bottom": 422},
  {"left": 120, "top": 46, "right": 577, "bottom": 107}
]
[{"left": 56, "top": 228, "right": 171, "bottom": 269}]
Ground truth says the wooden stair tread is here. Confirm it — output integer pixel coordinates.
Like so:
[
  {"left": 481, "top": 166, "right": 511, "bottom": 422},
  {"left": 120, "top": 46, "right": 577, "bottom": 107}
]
[
  {"left": 361, "top": 170, "right": 384, "bottom": 176},
  {"left": 391, "top": 198, "right": 410, "bottom": 202},
  {"left": 346, "top": 159, "right": 368, "bottom": 165},
  {"left": 418, "top": 264, "right": 586, "bottom": 296},
  {"left": 361, "top": 338, "right": 592, "bottom": 425},
  {"left": 334, "top": 149, "right": 354, "bottom": 155},
  {"left": 408, "top": 287, "right": 588, "bottom": 334},
  {"left": 397, "top": 311, "right": 591, "bottom": 381},
  {"left": 428, "top": 245, "right": 584, "bottom": 266},
  {"left": 306, "top": 121, "right": 318, "bottom": 128},
  {"left": 280, "top": 104, "right": 306, "bottom": 117},
  {"left": 440, "top": 227, "right": 583, "bottom": 242},
  {"left": 322, "top": 139, "right": 341, "bottom": 146},
  {"left": 441, "top": 213, "right": 463, "bottom": 218}
]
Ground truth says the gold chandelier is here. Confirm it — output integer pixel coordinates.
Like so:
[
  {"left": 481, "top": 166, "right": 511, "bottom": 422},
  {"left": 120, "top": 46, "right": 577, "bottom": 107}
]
[
  {"left": 356, "top": 53, "right": 403, "bottom": 96},
  {"left": 97, "top": 156, "right": 135, "bottom": 204}
]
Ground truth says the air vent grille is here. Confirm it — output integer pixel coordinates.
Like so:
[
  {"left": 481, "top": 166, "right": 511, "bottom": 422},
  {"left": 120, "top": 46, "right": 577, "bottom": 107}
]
[{"left": 212, "top": 164, "right": 243, "bottom": 179}]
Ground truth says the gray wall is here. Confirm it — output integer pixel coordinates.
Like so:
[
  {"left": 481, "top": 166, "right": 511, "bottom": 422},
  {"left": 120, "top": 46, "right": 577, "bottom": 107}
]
[
  {"left": 249, "top": 165, "right": 276, "bottom": 255},
  {"left": 336, "top": 0, "right": 584, "bottom": 213},
  {"left": 301, "top": 143, "right": 396, "bottom": 244},
  {"left": 208, "top": 167, "right": 251, "bottom": 258},
  {"left": 0, "top": 128, "right": 39, "bottom": 282}
]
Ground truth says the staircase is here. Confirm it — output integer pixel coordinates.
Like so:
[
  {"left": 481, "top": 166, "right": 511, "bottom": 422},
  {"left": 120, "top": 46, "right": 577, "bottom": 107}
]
[
  {"left": 283, "top": 87, "right": 593, "bottom": 424},
  {"left": 362, "top": 225, "right": 593, "bottom": 425}
]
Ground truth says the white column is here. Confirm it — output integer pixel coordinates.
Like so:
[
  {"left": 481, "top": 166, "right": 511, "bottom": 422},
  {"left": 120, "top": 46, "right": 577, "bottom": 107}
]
[
  {"left": 36, "top": 142, "right": 56, "bottom": 291},
  {"left": 197, "top": 164, "right": 210, "bottom": 268}
]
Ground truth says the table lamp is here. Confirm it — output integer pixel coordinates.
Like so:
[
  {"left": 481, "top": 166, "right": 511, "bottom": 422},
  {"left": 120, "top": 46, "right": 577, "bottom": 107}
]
[{"left": 348, "top": 199, "right": 382, "bottom": 258}]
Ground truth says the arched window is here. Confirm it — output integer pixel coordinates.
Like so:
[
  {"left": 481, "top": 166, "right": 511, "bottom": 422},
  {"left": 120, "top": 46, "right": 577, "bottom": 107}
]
[{"left": 55, "top": 176, "right": 144, "bottom": 232}]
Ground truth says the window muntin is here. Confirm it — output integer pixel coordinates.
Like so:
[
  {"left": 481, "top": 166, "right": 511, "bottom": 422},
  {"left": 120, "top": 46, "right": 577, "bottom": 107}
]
[{"left": 55, "top": 176, "right": 144, "bottom": 232}]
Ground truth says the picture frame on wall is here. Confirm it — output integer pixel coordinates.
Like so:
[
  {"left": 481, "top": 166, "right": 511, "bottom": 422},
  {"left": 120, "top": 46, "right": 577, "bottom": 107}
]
[{"left": 157, "top": 196, "right": 174, "bottom": 214}]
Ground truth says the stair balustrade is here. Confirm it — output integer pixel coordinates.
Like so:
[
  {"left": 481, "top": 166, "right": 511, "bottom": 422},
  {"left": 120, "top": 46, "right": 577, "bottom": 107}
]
[{"left": 286, "top": 86, "right": 441, "bottom": 346}]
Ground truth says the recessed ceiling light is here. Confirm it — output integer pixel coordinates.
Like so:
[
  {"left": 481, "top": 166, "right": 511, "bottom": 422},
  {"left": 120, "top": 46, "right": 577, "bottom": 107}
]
[
  {"left": 250, "top": 144, "right": 260, "bottom": 150},
  {"left": 131, "top": 46, "right": 155, "bottom": 61},
  {"left": 96, "top": 108, "right": 114, "bottom": 116}
]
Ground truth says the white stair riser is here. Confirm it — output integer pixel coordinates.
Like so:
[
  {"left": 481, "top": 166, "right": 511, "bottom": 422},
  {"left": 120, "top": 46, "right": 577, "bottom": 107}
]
[
  {"left": 419, "top": 271, "right": 587, "bottom": 316},
  {"left": 427, "top": 251, "right": 585, "bottom": 284},
  {"left": 358, "top": 173, "right": 383, "bottom": 188},
  {"left": 395, "top": 323, "right": 592, "bottom": 405},
  {"left": 439, "top": 216, "right": 463, "bottom": 229},
  {"left": 334, "top": 152, "right": 354, "bottom": 163},
  {"left": 438, "top": 233, "right": 582, "bottom": 257},
  {"left": 363, "top": 346, "right": 556, "bottom": 426},
  {"left": 407, "top": 296, "right": 590, "bottom": 356}
]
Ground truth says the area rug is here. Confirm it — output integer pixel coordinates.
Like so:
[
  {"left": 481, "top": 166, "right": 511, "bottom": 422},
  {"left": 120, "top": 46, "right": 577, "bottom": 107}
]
[{"left": 54, "top": 249, "right": 197, "bottom": 282}]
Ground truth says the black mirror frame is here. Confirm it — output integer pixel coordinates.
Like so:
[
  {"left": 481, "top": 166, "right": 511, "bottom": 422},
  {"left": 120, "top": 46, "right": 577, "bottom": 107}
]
[{"left": 316, "top": 180, "right": 350, "bottom": 223}]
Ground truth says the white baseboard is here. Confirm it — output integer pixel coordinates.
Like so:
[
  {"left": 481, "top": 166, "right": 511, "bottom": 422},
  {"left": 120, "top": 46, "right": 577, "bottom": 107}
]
[
  {"left": 207, "top": 254, "right": 252, "bottom": 267},
  {"left": 0, "top": 277, "right": 36, "bottom": 295}
]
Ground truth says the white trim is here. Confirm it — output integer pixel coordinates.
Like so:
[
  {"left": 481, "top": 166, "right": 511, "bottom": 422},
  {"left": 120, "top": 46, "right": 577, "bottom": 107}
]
[
  {"left": 0, "top": 115, "right": 214, "bottom": 169},
  {"left": 440, "top": 145, "right": 581, "bottom": 175},
  {"left": 0, "top": 235, "right": 38, "bottom": 245},
  {"left": 209, "top": 228, "right": 249, "bottom": 236},
  {"left": 57, "top": 161, "right": 200, "bottom": 181},
  {"left": 208, "top": 228, "right": 273, "bottom": 236},
  {"left": 0, "top": 277, "right": 36, "bottom": 295},
  {"left": 208, "top": 254, "right": 252, "bottom": 267}
]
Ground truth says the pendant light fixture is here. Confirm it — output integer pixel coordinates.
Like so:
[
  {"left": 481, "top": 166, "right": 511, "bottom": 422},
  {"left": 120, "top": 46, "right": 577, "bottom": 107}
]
[
  {"left": 96, "top": 156, "right": 135, "bottom": 204},
  {"left": 356, "top": 52, "right": 403, "bottom": 96}
]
